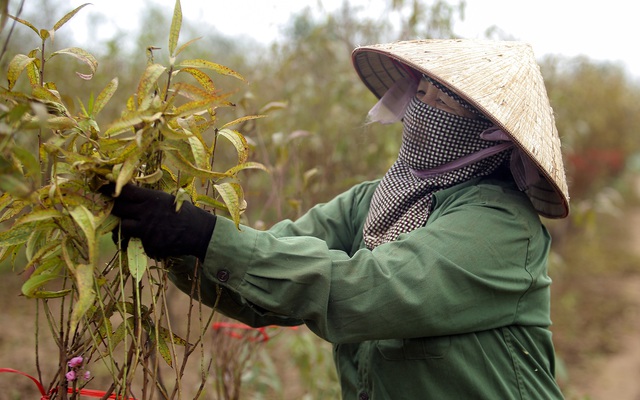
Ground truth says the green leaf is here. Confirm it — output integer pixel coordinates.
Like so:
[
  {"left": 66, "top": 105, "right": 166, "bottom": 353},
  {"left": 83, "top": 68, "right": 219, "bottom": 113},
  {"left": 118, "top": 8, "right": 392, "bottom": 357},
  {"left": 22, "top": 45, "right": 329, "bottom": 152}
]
[
  {"left": 49, "top": 47, "right": 98, "bottom": 80},
  {"left": 53, "top": 3, "right": 91, "bottom": 31},
  {"left": 24, "top": 239, "right": 62, "bottom": 271},
  {"left": 110, "top": 317, "right": 135, "bottom": 350},
  {"left": 168, "top": 0, "right": 182, "bottom": 57},
  {"left": 195, "top": 195, "right": 228, "bottom": 212},
  {"left": 93, "top": 77, "right": 118, "bottom": 116},
  {"left": 159, "top": 325, "right": 187, "bottom": 346},
  {"left": 21, "top": 272, "right": 61, "bottom": 298},
  {"left": 7, "top": 54, "right": 36, "bottom": 91},
  {"left": 188, "top": 134, "right": 208, "bottom": 170},
  {"left": 178, "top": 59, "right": 246, "bottom": 82},
  {"left": 150, "top": 326, "right": 173, "bottom": 367},
  {"left": 69, "top": 263, "right": 96, "bottom": 336},
  {"left": 218, "top": 128, "right": 249, "bottom": 164},
  {"left": 32, "top": 289, "right": 72, "bottom": 299},
  {"left": 215, "top": 182, "right": 243, "bottom": 227},
  {"left": 127, "top": 238, "right": 147, "bottom": 284},
  {"left": 16, "top": 208, "right": 63, "bottom": 224},
  {"left": 137, "top": 64, "right": 166, "bottom": 106},
  {"left": 0, "top": 221, "right": 36, "bottom": 246},
  {"left": 69, "top": 205, "right": 96, "bottom": 262}
]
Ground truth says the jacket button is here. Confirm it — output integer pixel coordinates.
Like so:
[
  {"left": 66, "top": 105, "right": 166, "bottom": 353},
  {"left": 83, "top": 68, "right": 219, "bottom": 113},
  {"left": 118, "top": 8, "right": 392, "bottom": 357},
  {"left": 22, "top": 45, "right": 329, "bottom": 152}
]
[
  {"left": 216, "top": 269, "right": 230, "bottom": 282},
  {"left": 358, "top": 392, "right": 369, "bottom": 400}
]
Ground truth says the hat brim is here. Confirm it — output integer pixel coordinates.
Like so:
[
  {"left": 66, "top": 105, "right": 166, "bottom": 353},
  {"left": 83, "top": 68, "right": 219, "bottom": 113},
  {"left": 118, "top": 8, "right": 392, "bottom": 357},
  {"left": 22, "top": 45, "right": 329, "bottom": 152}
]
[{"left": 352, "top": 39, "right": 570, "bottom": 219}]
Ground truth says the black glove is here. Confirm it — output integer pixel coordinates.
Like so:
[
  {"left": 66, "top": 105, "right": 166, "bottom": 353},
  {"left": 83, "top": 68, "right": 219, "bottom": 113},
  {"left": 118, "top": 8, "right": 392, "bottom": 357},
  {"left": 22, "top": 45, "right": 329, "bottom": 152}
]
[{"left": 100, "top": 183, "right": 217, "bottom": 261}]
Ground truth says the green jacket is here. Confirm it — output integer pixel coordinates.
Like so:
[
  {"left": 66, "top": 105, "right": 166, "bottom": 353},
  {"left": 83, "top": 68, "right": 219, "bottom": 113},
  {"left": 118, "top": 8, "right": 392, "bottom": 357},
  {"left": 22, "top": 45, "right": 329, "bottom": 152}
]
[{"left": 170, "top": 177, "right": 564, "bottom": 399}]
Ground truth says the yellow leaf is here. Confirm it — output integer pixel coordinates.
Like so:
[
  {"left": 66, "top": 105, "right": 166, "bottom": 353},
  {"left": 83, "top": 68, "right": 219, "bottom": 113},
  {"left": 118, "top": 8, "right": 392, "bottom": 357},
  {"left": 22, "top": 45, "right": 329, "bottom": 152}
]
[
  {"left": 220, "top": 114, "right": 267, "bottom": 129},
  {"left": 173, "top": 37, "right": 202, "bottom": 58},
  {"left": 137, "top": 64, "right": 166, "bottom": 107},
  {"left": 218, "top": 128, "right": 249, "bottom": 164},
  {"left": 214, "top": 182, "right": 243, "bottom": 228},
  {"left": 115, "top": 155, "right": 140, "bottom": 196},
  {"left": 178, "top": 59, "right": 246, "bottom": 82},
  {"left": 49, "top": 47, "right": 98, "bottom": 79},
  {"left": 53, "top": 3, "right": 91, "bottom": 31},
  {"left": 8, "top": 14, "right": 38, "bottom": 34},
  {"left": 172, "top": 97, "right": 219, "bottom": 118},
  {"left": 168, "top": 0, "right": 182, "bottom": 57},
  {"left": 105, "top": 114, "right": 143, "bottom": 137},
  {"left": 163, "top": 150, "right": 229, "bottom": 181},
  {"left": 93, "top": 77, "right": 118, "bottom": 116},
  {"left": 159, "top": 325, "right": 187, "bottom": 346},
  {"left": 151, "top": 327, "right": 173, "bottom": 367},
  {"left": 224, "top": 161, "right": 269, "bottom": 177},
  {"left": 7, "top": 54, "right": 35, "bottom": 91},
  {"left": 177, "top": 67, "right": 216, "bottom": 92},
  {"left": 172, "top": 82, "right": 213, "bottom": 101}
]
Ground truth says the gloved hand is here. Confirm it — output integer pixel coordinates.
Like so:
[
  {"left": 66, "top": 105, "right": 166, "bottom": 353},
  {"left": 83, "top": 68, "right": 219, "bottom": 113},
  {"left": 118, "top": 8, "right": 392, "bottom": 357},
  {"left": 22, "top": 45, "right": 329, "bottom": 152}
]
[{"left": 100, "top": 183, "right": 217, "bottom": 261}]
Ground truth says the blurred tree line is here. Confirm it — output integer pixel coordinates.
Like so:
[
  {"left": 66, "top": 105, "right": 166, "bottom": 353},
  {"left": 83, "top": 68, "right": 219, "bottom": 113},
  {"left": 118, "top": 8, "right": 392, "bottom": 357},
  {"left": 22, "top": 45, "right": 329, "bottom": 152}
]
[
  {"left": 5, "top": 0, "right": 639, "bottom": 223},
  {"left": 2, "top": 0, "right": 640, "bottom": 396}
]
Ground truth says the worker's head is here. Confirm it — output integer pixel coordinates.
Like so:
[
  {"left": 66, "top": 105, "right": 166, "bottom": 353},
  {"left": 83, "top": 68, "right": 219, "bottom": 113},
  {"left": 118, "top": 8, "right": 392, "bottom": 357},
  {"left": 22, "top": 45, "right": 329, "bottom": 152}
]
[{"left": 352, "top": 39, "right": 570, "bottom": 219}]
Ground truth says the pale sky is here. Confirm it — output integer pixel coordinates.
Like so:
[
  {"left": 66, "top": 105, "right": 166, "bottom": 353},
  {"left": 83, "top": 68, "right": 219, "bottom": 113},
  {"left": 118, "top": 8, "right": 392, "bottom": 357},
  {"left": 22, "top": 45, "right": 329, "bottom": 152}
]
[{"left": 67, "top": 0, "right": 640, "bottom": 79}]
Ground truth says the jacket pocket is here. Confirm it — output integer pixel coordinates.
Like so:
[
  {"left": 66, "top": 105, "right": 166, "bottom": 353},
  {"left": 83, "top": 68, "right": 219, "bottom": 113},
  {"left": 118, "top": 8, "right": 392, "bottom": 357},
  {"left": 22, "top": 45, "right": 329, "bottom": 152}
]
[{"left": 376, "top": 336, "right": 451, "bottom": 361}]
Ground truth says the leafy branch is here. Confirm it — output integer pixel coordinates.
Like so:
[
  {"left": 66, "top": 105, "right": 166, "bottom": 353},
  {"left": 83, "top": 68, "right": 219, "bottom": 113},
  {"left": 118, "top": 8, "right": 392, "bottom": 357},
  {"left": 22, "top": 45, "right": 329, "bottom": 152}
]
[{"left": 0, "top": 0, "right": 266, "bottom": 398}]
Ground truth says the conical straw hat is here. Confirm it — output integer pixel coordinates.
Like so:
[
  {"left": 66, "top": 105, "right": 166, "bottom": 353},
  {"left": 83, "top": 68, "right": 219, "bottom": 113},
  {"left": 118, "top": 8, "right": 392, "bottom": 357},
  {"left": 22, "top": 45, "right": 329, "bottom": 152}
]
[{"left": 352, "top": 39, "right": 570, "bottom": 219}]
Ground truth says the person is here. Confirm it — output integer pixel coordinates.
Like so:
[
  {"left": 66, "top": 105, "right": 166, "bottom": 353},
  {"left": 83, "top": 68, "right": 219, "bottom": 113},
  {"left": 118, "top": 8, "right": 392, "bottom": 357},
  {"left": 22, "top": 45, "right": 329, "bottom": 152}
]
[{"left": 102, "top": 39, "right": 569, "bottom": 399}]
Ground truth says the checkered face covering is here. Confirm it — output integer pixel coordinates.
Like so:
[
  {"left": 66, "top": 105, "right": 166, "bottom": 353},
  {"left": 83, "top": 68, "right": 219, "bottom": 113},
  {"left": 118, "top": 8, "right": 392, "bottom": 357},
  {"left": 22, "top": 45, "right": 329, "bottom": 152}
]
[{"left": 363, "top": 96, "right": 510, "bottom": 249}]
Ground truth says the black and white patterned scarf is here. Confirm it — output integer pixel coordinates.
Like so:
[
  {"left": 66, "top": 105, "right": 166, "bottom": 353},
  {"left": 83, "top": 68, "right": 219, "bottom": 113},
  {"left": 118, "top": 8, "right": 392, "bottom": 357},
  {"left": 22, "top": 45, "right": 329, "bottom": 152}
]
[{"left": 363, "top": 95, "right": 511, "bottom": 249}]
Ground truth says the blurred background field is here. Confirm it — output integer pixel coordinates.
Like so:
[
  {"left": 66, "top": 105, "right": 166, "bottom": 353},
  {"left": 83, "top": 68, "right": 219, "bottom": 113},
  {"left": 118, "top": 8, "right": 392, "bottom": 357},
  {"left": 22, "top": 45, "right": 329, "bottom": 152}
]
[{"left": 2, "top": 0, "right": 640, "bottom": 398}]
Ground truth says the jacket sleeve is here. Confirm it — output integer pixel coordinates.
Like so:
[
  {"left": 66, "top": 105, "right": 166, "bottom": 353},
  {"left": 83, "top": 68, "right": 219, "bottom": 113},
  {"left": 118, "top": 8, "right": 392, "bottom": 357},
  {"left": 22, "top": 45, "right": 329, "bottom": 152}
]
[
  {"left": 198, "top": 182, "right": 552, "bottom": 344},
  {"left": 168, "top": 182, "right": 373, "bottom": 327}
]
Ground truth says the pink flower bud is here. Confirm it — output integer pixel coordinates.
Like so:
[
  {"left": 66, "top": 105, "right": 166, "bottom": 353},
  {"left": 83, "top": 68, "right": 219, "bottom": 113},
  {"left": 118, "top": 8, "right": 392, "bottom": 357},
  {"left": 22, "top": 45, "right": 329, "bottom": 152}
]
[
  {"left": 68, "top": 356, "right": 84, "bottom": 368},
  {"left": 83, "top": 370, "right": 91, "bottom": 380},
  {"left": 66, "top": 370, "right": 77, "bottom": 382}
]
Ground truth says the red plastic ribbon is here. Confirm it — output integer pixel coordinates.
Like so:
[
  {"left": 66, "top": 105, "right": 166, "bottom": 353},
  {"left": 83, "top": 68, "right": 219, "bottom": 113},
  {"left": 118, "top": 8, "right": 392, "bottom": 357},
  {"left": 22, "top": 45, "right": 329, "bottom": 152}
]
[
  {"left": 1, "top": 368, "right": 136, "bottom": 399},
  {"left": 212, "top": 322, "right": 270, "bottom": 342},
  {"left": 0, "top": 368, "right": 51, "bottom": 399},
  {"left": 211, "top": 322, "right": 299, "bottom": 343},
  {"left": 67, "top": 387, "right": 136, "bottom": 399}
]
